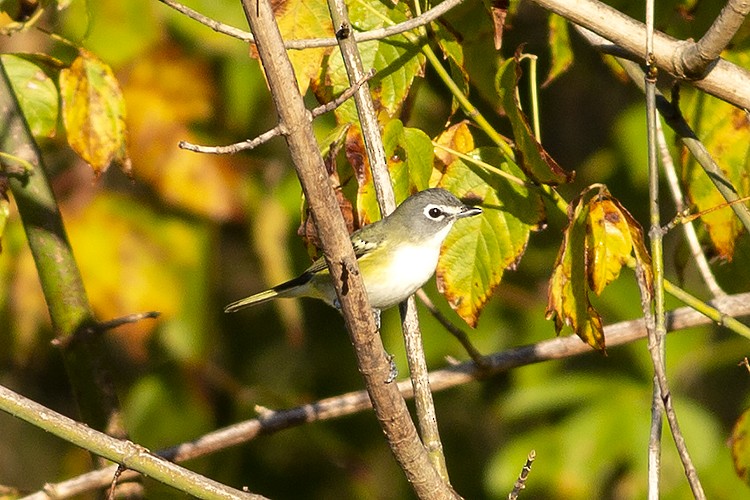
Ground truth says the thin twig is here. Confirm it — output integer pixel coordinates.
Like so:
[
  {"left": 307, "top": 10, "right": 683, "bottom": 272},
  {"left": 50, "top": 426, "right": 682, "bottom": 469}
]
[
  {"left": 415, "top": 289, "right": 489, "bottom": 369},
  {"left": 179, "top": 69, "right": 375, "bottom": 155},
  {"left": 645, "top": 2, "right": 707, "bottom": 493},
  {"left": 20, "top": 291, "right": 750, "bottom": 499},
  {"left": 51, "top": 312, "right": 161, "bottom": 350},
  {"left": 156, "top": 0, "right": 465, "bottom": 49},
  {"left": 508, "top": 450, "right": 535, "bottom": 500},
  {"left": 327, "top": 0, "right": 451, "bottom": 483},
  {"left": 106, "top": 466, "right": 125, "bottom": 500},
  {"left": 644, "top": 3, "right": 666, "bottom": 494}
]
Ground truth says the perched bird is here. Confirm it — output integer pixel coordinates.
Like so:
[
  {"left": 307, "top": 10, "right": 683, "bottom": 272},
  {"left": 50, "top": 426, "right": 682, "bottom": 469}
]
[{"left": 224, "top": 188, "right": 482, "bottom": 313}]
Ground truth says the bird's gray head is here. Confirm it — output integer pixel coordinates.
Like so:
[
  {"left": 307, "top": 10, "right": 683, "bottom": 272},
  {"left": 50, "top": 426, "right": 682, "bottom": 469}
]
[{"left": 388, "top": 188, "right": 482, "bottom": 237}]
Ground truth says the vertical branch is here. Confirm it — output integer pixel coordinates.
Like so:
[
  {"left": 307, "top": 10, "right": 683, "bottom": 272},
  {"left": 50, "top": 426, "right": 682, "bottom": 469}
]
[
  {"left": 644, "top": 3, "right": 664, "bottom": 497},
  {"left": 0, "top": 60, "right": 123, "bottom": 435},
  {"left": 645, "top": 3, "right": 706, "bottom": 498},
  {"left": 237, "top": 1, "right": 455, "bottom": 497},
  {"left": 325, "top": 0, "right": 451, "bottom": 482}
]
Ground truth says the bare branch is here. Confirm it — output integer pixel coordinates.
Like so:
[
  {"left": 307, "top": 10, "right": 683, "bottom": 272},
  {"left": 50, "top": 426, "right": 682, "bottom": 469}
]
[
  {"left": 157, "top": 0, "right": 465, "bottom": 49},
  {"left": 23, "top": 291, "right": 750, "bottom": 499},
  {"left": 237, "top": 0, "right": 452, "bottom": 497},
  {"left": 156, "top": 0, "right": 253, "bottom": 41},
  {"left": 531, "top": 0, "right": 750, "bottom": 109},
  {"left": 51, "top": 312, "right": 160, "bottom": 350},
  {"left": 675, "top": 0, "right": 750, "bottom": 78},
  {"left": 507, "top": 450, "right": 535, "bottom": 500},
  {"left": 179, "top": 69, "right": 375, "bottom": 155},
  {"left": 0, "top": 384, "right": 264, "bottom": 500}
]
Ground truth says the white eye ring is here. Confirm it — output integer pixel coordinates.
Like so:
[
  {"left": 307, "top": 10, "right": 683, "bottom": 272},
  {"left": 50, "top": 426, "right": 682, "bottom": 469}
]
[{"left": 425, "top": 205, "right": 446, "bottom": 220}]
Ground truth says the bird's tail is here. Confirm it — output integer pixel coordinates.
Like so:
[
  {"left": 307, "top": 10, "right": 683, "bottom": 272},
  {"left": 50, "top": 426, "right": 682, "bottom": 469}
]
[
  {"left": 224, "top": 289, "right": 280, "bottom": 312},
  {"left": 223, "top": 274, "right": 312, "bottom": 313}
]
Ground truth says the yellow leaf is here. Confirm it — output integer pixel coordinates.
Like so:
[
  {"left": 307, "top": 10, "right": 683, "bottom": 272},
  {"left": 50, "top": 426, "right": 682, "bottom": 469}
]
[
  {"left": 433, "top": 120, "right": 475, "bottom": 170},
  {"left": 266, "top": 0, "right": 334, "bottom": 95},
  {"left": 59, "top": 49, "right": 130, "bottom": 176},
  {"left": 546, "top": 193, "right": 606, "bottom": 351},
  {"left": 586, "top": 195, "right": 633, "bottom": 296}
]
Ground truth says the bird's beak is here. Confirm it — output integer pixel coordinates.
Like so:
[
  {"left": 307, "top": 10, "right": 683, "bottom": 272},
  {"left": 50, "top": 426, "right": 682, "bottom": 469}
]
[{"left": 457, "top": 205, "right": 482, "bottom": 218}]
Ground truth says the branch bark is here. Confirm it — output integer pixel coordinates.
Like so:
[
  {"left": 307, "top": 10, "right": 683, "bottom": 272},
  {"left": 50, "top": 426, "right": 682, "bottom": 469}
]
[
  {"left": 0, "top": 384, "right": 261, "bottom": 500},
  {"left": 530, "top": 0, "right": 750, "bottom": 108},
  {"left": 237, "top": 1, "right": 454, "bottom": 497}
]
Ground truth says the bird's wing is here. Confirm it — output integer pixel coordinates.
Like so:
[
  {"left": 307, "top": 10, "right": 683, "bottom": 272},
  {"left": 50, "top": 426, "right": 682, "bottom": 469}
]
[{"left": 301, "top": 224, "right": 386, "bottom": 275}]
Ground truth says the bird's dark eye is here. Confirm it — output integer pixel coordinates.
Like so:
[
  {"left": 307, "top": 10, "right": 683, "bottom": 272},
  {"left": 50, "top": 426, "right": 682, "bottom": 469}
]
[{"left": 428, "top": 207, "right": 443, "bottom": 219}]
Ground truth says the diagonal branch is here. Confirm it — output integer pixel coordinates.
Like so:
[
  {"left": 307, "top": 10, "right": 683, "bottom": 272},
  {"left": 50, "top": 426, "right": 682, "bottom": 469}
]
[
  {"left": 530, "top": 0, "right": 750, "bottom": 109},
  {"left": 675, "top": 0, "right": 750, "bottom": 78},
  {"left": 179, "top": 69, "right": 375, "bottom": 155},
  {"left": 0, "top": 59, "right": 124, "bottom": 437},
  {"left": 0, "top": 384, "right": 262, "bottom": 500}
]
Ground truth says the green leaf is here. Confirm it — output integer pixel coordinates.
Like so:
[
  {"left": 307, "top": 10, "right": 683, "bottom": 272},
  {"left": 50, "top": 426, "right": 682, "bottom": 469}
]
[
  {"left": 356, "top": 119, "right": 434, "bottom": 224},
  {"left": 59, "top": 49, "right": 131, "bottom": 176},
  {"left": 495, "top": 53, "right": 572, "bottom": 185},
  {"left": 682, "top": 89, "right": 750, "bottom": 261},
  {"left": 312, "top": 0, "right": 425, "bottom": 124},
  {"left": 1, "top": 54, "right": 59, "bottom": 138},
  {"left": 436, "top": 147, "right": 540, "bottom": 326},
  {"left": 545, "top": 14, "right": 573, "bottom": 86}
]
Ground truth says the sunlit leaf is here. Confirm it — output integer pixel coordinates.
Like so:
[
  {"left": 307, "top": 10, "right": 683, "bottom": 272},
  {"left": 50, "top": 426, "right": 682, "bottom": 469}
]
[
  {"left": 271, "top": 0, "right": 334, "bottom": 95},
  {"left": 547, "top": 187, "right": 651, "bottom": 350},
  {"left": 311, "top": 0, "right": 425, "bottom": 124},
  {"left": 495, "top": 52, "right": 572, "bottom": 185},
  {"left": 437, "top": 147, "right": 540, "bottom": 326},
  {"left": 545, "top": 14, "right": 573, "bottom": 86},
  {"left": 1, "top": 54, "right": 58, "bottom": 138},
  {"left": 546, "top": 192, "right": 605, "bottom": 350},
  {"left": 586, "top": 195, "right": 633, "bottom": 295},
  {"left": 356, "top": 119, "right": 434, "bottom": 225},
  {"left": 731, "top": 407, "right": 750, "bottom": 485},
  {"left": 682, "top": 89, "right": 750, "bottom": 261},
  {"left": 433, "top": 121, "right": 475, "bottom": 169},
  {"left": 59, "top": 49, "right": 131, "bottom": 176}
]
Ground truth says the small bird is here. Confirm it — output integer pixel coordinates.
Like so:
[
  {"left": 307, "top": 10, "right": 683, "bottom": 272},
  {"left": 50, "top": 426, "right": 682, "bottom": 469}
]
[{"left": 224, "top": 188, "right": 482, "bottom": 313}]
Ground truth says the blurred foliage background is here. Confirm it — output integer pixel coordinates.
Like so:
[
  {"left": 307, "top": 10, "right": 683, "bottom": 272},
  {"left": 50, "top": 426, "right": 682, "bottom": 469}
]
[{"left": 1, "top": 0, "right": 750, "bottom": 498}]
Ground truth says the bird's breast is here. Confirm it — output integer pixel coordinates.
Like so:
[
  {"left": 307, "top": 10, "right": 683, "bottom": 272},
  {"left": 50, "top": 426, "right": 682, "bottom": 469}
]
[{"left": 363, "top": 240, "right": 443, "bottom": 309}]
